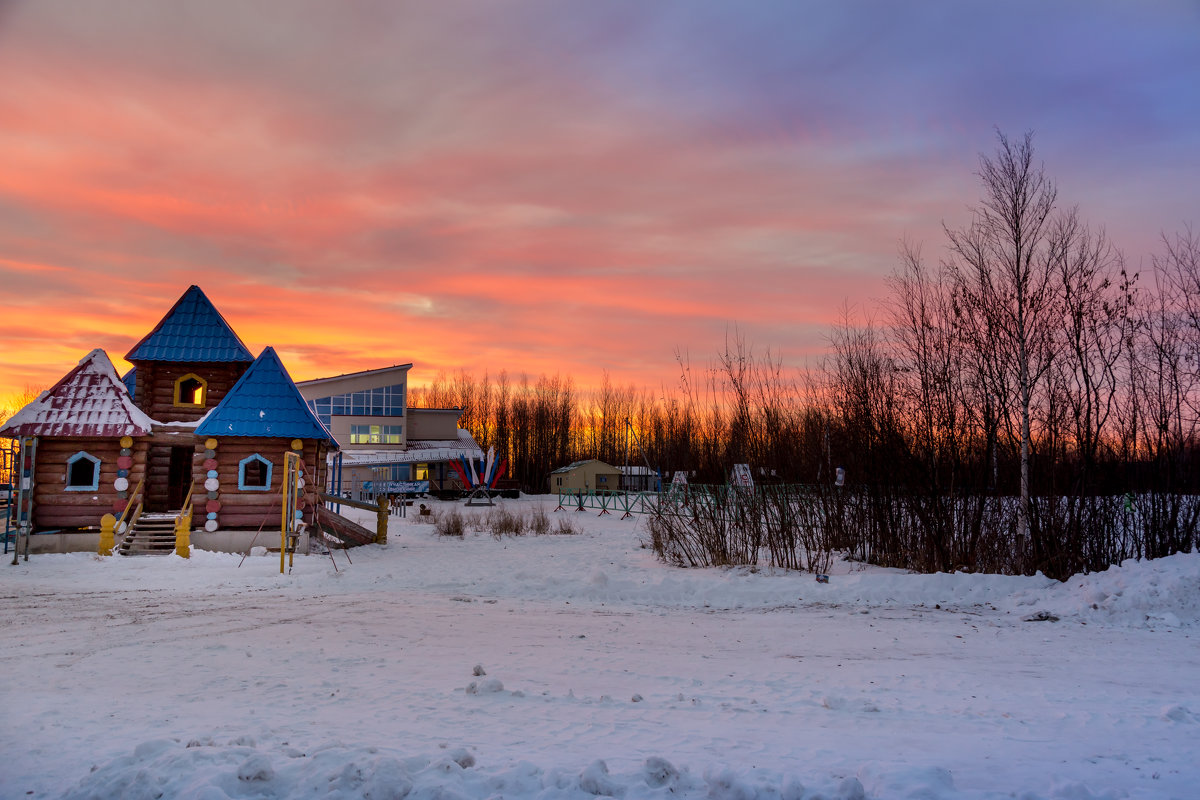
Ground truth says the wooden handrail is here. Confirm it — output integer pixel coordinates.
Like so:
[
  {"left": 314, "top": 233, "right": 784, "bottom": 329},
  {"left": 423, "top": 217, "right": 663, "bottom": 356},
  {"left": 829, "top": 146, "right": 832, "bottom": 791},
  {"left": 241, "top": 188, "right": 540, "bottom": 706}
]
[
  {"left": 179, "top": 479, "right": 196, "bottom": 518},
  {"left": 116, "top": 476, "right": 145, "bottom": 532},
  {"left": 318, "top": 491, "right": 381, "bottom": 514}
]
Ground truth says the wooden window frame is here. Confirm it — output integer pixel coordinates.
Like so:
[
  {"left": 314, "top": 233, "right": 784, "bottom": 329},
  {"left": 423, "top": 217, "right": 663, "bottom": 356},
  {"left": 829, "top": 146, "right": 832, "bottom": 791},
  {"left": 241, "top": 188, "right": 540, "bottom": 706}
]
[
  {"left": 238, "top": 454, "right": 273, "bottom": 491},
  {"left": 65, "top": 451, "right": 101, "bottom": 491}
]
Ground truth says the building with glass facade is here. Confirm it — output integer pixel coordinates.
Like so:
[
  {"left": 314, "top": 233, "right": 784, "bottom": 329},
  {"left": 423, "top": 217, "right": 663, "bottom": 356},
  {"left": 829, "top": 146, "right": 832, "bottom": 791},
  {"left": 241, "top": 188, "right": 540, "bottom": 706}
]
[{"left": 297, "top": 364, "right": 482, "bottom": 497}]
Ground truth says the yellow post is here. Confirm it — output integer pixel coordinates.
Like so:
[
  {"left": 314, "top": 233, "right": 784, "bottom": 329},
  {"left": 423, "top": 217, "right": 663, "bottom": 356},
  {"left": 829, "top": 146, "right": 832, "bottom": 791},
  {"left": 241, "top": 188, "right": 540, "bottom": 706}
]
[
  {"left": 376, "top": 495, "right": 388, "bottom": 545},
  {"left": 281, "top": 450, "right": 302, "bottom": 574},
  {"left": 99, "top": 513, "right": 115, "bottom": 556},
  {"left": 175, "top": 509, "right": 191, "bottom": 558}
]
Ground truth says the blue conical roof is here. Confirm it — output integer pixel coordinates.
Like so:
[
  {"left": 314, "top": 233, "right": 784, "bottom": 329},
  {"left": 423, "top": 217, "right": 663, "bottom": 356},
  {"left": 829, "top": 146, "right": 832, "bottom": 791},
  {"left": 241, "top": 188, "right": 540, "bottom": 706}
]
[
  {"left": 196, "top": 347, "right": 336, "bottom": 445},
  {"left": 126, "top": 285, "right": 254, "bottom": 363}
]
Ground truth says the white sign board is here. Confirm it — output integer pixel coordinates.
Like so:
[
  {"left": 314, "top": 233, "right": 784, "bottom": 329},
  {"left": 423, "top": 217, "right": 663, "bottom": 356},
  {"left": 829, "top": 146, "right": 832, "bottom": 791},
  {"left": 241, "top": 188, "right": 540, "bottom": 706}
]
[{"left": 731, "top": 463, "right": 754, "bottom": 489}]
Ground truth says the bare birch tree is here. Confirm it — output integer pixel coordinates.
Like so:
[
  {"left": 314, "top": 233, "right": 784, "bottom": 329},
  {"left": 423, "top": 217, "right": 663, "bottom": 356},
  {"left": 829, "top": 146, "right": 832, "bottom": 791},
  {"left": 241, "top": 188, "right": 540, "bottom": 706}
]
[{"left": 945, "top": 130, "right": 1061, "bottom": 557}]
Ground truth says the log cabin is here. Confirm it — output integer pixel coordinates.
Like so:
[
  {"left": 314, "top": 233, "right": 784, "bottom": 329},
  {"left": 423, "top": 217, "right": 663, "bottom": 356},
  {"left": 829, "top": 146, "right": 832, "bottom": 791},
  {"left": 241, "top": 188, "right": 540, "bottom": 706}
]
[{"left": 0, "top": 286, "right": 338, "bottom": 551}]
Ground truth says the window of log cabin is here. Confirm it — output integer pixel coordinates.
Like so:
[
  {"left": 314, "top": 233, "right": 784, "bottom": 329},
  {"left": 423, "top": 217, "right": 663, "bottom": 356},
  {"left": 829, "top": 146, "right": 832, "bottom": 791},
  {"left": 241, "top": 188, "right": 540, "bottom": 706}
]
[
  {"left": 238, "top": 454, "right": 272, "bottom": 491},
  {"left": 173, "top": 373, "right": 207, "bottom": 407},
  {"left": 65, "top": 451, "right": 101, "bottom": 491}
]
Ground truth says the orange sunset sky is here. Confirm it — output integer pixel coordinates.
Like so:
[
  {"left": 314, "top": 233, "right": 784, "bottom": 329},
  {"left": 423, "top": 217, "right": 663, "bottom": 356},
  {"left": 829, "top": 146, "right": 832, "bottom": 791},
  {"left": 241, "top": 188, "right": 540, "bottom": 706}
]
[{"left": 1, "top": 1, "right": 1197, "bottom": 406}]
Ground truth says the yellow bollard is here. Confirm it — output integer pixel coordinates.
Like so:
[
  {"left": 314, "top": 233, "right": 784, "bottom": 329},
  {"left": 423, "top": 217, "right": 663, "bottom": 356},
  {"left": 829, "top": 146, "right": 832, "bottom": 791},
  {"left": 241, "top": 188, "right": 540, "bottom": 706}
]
[
  {"left": 376, "top": 495, "right": 388, "bottom": 545},
  {"left": 99, "top": 513, "right": 115, "bottom": 556},
  {"left": 175, "top": 513, "right": 191, "bottom": 558}
]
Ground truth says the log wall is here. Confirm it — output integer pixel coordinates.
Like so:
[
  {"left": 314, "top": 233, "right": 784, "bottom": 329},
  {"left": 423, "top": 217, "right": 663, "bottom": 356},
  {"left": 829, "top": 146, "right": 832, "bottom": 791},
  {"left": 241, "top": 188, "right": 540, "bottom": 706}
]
[
  {"left": 204, "top": 437, "right": 328, "bottom": 530},
  {"left": 133, "top": 362, "right": 249, "bottom": 423},
  {"left": 32, "top": 437, "right": 149, "bottom": 529}
]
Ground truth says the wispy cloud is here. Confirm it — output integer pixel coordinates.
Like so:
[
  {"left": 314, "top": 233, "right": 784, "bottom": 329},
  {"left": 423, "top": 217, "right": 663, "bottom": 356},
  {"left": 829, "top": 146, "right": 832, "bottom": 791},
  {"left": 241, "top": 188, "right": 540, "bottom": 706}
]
[{"left": 0, "top": 0, "right": 1196, "bottom": 401}]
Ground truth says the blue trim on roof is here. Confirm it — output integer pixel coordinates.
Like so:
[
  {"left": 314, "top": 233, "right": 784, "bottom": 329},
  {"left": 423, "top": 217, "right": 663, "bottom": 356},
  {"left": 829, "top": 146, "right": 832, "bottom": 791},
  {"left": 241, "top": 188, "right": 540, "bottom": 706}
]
[
  {"left": 196, "top": 347, "right": 337, "bottom": 445},
  {"left": 126, "top": 285, "right": 254, "bottom": 363}
]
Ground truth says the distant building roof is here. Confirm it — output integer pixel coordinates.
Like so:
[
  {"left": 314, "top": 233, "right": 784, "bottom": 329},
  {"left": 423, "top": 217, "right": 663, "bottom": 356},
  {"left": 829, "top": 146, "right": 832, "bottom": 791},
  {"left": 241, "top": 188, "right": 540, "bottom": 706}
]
[
  {"left": 296, "top": 363, "right": 413, "bottom": 391},
  {"left": 196, "top": 347, "right": 337, "bottom": 445},
  {"left": 549, "top": 459, "right": 618, "bottom": 475},
  {"left": 121, "top": 368, "right": 136, "bottom": 399},
  {"left": 0, "top": 349, "right": 155, "bottom": 438},
  {"left": 126, "top": 285, "right": 254, "bottom": 363}
]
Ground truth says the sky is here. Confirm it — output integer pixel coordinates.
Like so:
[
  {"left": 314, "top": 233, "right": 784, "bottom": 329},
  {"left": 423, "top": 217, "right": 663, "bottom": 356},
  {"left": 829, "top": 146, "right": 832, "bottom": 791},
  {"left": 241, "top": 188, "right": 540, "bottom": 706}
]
[{"left": 0, "top": 1, "right": 1197, "bottom": 404}]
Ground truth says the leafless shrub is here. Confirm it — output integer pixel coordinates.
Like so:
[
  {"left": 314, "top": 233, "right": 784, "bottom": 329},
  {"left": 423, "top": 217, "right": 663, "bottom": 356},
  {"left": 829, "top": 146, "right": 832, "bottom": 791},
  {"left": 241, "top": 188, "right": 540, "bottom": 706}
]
[
  {"left": 487, "top": 507, "right": 525, "bottom": 539},
  {"left": 434, "top": 508, "right": 466, "bottom": 537},
  {"left": 529, "top": 504, "right": 551, "bottom": 535},
  {"left": 647, "top": 485, "right": 835, "bottom": 572},
  {"left": 553, "top": 516, "right": 582, "bottom": 536}
]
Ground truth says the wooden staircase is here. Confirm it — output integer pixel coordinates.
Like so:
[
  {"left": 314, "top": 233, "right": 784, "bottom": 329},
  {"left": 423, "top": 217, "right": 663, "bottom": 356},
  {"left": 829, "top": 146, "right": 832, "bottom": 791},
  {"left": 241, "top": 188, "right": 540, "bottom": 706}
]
[{"left": 117, "top": 512, "right": 179, "bottom": 555}]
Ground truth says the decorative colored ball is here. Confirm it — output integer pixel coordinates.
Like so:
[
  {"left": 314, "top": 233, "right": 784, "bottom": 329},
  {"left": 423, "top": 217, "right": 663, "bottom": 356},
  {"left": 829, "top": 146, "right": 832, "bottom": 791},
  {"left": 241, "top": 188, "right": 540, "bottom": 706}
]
[
  {"left": 119, "top": 448, "right": 132, "bottom": 457},
  {"left": 114, "top": 477, "right": 129, "bottom": 492},
  {"left": 296, "top": 478, "right": 305, "bottom": 490},
  {"left": 204, "top": 519, "right": 219, "bottom": 532},
  {"left": 296, "top": 497, "right": 306, "bottom": 510},
  {"left": 112, "top": 500, "right": 127, "bottom": 513},
  {"left": 204, "top": 438, "right": 219, "bottom": 450},
  {"left": 204, "top": 478, "right": 219, "bottom": 492},
  {"left": 116, "top": 456, "right": 134, "bottom": 470},
  {"left": 290, "top": 439, "right": 304, "bottom": 452},
  {"left": 117, "top": 491, "right": 128, "bottom": 499},
  {"left": 203, "top": 458, "right": 218, "bottom": 470},
  {"left": 295, "top": 510, "right": 304, "bottom": 521},
  {"left": 206, "top": 469, "right": 218, "bottom": 479},
  {"left": 207, "top": 512, "right": 217, "bottom": 521},
  {"left": 204, "top": 449, "right": 216, "bottom": 459},
  {"left": 117, "top": 469, "right": 129, "bottom": 478},
  {"left": 208, "top": 491, "right": 219, "bottom": 500},
  {"left": 119, "top": 436, "right": 133, "bottom": 449},
  {"left": 206, "top": 500, "right": 221, "bottom": 513}
]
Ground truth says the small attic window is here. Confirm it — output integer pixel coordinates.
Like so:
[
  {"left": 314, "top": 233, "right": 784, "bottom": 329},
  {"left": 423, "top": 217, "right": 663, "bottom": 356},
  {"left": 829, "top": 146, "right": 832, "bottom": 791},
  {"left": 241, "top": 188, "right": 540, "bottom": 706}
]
[
  {"left": 66, "top": 451, "right": 100, "bottom": 491},
  {"left": 174, "top": 373, "right": 207, "bottom": 407},
  {"left": 238, "top": 454, "right": 272, "bottom": 491}
]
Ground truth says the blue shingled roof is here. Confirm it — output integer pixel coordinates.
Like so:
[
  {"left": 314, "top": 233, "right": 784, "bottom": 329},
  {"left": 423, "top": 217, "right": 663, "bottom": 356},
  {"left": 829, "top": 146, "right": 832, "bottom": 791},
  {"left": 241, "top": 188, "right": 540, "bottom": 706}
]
[
  {"left": 126, "top": 285, "right": 254, "bottom": 363},
  {"left": 121, "top": 368, "right": 136, "bottom": 399},
  {"left": 196, "top": 347, "right": 337, "bottom": 445}
]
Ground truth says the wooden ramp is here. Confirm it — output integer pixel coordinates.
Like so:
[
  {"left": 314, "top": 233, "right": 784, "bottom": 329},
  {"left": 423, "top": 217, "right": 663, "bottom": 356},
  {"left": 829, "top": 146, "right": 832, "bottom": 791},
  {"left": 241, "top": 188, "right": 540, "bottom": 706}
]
[{"left": 313, "top": 504, "right": 377, "bottom": 547}]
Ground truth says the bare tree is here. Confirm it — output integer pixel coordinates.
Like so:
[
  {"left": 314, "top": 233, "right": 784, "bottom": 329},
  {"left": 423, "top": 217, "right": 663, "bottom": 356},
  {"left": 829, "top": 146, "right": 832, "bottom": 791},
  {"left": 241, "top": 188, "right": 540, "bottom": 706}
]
[{"left": 945, "top": 130, "right": 1061, "bottom": 559}]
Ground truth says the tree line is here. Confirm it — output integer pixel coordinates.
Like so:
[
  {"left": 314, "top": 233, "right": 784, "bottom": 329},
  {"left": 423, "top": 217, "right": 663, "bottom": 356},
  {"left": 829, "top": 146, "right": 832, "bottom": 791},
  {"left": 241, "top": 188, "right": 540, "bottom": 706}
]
[{"left": 419, "top": 131, "right": 1198, "bottom": 578}]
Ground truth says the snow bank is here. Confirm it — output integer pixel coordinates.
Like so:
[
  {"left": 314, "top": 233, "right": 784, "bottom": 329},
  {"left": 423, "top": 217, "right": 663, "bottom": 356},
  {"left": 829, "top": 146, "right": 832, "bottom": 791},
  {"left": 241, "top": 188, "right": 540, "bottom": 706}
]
[{"left": 5, "top": 498, "right": 1198, "bottom": 800}]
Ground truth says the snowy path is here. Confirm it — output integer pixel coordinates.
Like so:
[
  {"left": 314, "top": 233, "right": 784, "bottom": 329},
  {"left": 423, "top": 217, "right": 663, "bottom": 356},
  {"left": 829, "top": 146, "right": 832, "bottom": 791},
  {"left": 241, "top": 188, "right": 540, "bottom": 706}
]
[{"left": 2, "top": 498, "right": 1198, "bottom": 799}]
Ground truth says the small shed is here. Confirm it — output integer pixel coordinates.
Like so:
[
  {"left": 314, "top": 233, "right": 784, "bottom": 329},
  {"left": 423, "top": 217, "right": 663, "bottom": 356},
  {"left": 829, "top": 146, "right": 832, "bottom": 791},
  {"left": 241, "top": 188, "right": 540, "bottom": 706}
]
[
  {"left": 549, "top": 459, "right": 622, "bottom": 493},
  {"left": 619, "top": 465, "right": 661, "bottom": 492}
]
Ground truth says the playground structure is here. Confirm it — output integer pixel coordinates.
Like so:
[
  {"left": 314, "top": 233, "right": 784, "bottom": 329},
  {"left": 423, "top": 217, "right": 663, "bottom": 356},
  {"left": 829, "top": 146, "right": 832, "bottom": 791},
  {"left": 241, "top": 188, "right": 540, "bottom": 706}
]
[
  {"left": 2, "top": 438, "right": 16, "bottom": 556},
  {"left": 4, "top": 437, "right": 35, "bottom": 563}
]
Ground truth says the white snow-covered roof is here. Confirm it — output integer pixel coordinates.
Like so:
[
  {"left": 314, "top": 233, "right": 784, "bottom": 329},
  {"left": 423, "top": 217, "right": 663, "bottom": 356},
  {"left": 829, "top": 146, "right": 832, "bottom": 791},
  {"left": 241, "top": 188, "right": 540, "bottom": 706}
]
[
  {"left": 0, "top": 349, "right": 156, "bottom": 438},
  {"left": 342, "top": 429, "right": 483, "bottom": 465},
  {"left": 550, "top": 459, "right": 618, "bottom": 475}
]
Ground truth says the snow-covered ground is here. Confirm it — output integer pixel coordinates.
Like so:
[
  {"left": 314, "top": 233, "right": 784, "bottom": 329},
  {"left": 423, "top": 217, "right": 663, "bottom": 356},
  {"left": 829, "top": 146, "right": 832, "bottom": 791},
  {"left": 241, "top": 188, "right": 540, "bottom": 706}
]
[{"left": 2, "top": 496, "right": 1197, "bottom": 800}]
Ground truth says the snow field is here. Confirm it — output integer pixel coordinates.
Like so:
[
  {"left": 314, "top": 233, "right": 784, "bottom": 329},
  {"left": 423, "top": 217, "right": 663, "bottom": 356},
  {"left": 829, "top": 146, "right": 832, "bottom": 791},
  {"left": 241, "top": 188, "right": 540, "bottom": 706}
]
[{"left": 1, "top": 495, "right": 1197, "bottom": 800}]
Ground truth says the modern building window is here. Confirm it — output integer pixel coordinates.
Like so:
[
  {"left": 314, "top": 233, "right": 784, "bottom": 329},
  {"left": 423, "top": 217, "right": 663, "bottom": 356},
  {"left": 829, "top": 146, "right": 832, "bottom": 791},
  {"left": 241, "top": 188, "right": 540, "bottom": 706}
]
[
  {"left": 174, "top": 373, "right": 207, "bottom": 407},
  {"left": 65, "top": 451, "right": 101, "bottom": 491},
  {"left": 349, "top": 424, "right": 403, "bottom": 444},
  {"left": 238, "top": 454, "right": 273, "bottom": 491},
  {"left": 307, "top": 383, "right": 406, "bottom": 427},
  {"left": 414, "top": 464, "right": 429, "bottom": 481}
]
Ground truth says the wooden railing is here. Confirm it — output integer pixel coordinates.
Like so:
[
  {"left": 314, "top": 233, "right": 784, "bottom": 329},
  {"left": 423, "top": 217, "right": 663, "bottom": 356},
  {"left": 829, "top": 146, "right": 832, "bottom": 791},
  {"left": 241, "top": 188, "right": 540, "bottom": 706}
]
[{"left": 114, "top": 477, "right": 146, "bottom": 551}]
